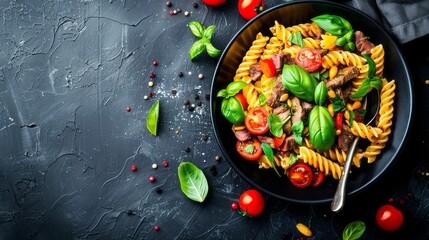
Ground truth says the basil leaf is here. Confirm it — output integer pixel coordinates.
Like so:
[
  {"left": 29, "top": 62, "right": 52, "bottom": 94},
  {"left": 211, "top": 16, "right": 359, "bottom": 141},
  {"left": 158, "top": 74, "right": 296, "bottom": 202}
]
[
  {"left": 332, "top": 94, "right": 346, "bottom": 112},
  {"left": 350, "top": 78, "right": 370, "bottom": 99},
  {"left": 259, "top": 93, "right": 267, "bottom": 106},
  {"left": 314, "top": 81, "right": 328, "bottom": 105},
  {"left": 289, "top": 31, "right": 304, "bottom": 48},
  {"left": 282, "top": 64, "right": 317, "bottom": 102},
  {"left": 268, "top": 114, "right": 289, "bottom": 138},
  {"left": 188, "top": 21, "right": 205, "bottom": 38},
  {"left": 189, "top": 39, "right": 206, "bottom": 60},
  {"left": 312, "top": 14, "right": 352, "bottom": 36},
  {"left": 203, "top": 25, "right": 216, "bottom": 40},
  {"left": 221, "top": 98, "right": 245, "bottom": 124},
  {"left": 370, "top": 76, "right": 382, "bottom": 90},
  {"left": 226, "top": 81, "right": 247, "bottom": 97},
  {"left": 205, "top": 42, "right": 221, "bottom": 58},
  {"left": 261, "top": 143, "right": 282, "bottom": 177},
  {"left": 217, "top": 89, "right": 227, "bottom": 98},
  {"left": 362, "top": 54, "right": 376, "bottom": 78},
  {"left": 288, "top": 154, "right": 299, "bottom": 165},
  {"left": 309, "top": 106, "right": 335, "bottom": 151},
  {"left": 178, "top": 162, "right": 209, "bottom": 203},
  {"left": 344, "top": 41, "right": 355, "bottom": 51},
  {"left": 146, "top": 99, "right": 160, "bottom": 136},
  {"left": 292, "top": 120, "right": 304, "bottom": 145},
  {"left": 244, "top": 144, "right": 254, "bottom": 154},
  {"left": 342, "top": 221, "right": 366, "bottom": 240}
]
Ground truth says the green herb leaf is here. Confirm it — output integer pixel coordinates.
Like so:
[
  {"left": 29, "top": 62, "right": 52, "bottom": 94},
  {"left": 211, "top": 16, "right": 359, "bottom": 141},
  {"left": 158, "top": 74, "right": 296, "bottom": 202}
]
[
  {"left": 178, "top": 162, "right": 209, "bottom": 203},
  {"left": 268, "top": 114, "right": 289, "bottom": 138},
  {"left": 205, "top": 42, "right": 221, "bottom": 57},
  {"left": 282, "top": 64, "right": 317, "bottom": 102},
  {"left": 259, "top": 93, "right": 267, "bottom": 106},
  {"left": 217, "top": 89, "right": 227, "bottom": 98},
  {"left": 342, "top": 220, "right": 366, "bottom": 240},
  {"left": 226, "top": 81, "right": 247, "bottom": 97},
  {"left": 289, "top": 31, "right": 304, "bottom": 48},
  {"left": 292, "top": 120, "right": 304, "bottom": 145},
  {"left": 203, "top": 25, "right": 216, "bottom": 40},
  {"left": 221, "top": 98, "right": 245, "bottom": 124},
  {"left": 312, "top": 14, "right": 352, "bottom": 36},
  {"left": 261, "top": 143, "right": 282, "bottom": 177},
  {"left": 146, "top": 99, "right": 160, "bottom": 136},
  {"left": 332, "top": 94, "right": 347, "bottom": 112},
  {"left": 188, "top": 21, "right": 205, "bottom": 38},
  {"left": 288, "top": 154, "right": 299, "bottom": 165},
  {"left": 189, "top": 39, "right": 206, "bottom": 60},
  {"left": 308, "top": 105, "right": 335, "bottom": 152},
  {"left": 314, "top": 81, "right": 328, "bottom": 105},
  {"left": 244, "top": 144, "right": 254, "bottom": 154}
]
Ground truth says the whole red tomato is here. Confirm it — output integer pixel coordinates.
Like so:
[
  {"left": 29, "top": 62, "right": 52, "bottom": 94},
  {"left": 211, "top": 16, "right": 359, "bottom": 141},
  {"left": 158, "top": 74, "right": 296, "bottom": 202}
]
[
  {"left": 375, "top": 204, "right": 404, "bottom": 232},
  {"left": 203, "top": 0, "right": 226, "bottom": 7},
  {"left": 238, "top": 189, "right": 265, "bottom": 217},
  {"left": 238, "top": 0, "right": 264, "bottom": 21}
]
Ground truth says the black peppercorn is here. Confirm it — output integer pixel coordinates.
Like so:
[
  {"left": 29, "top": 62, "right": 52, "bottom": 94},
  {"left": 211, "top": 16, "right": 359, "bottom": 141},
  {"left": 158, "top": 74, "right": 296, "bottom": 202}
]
[
  {"left": 202, "top": 134, "right": 208, "bottom": 141},
  {"left": 193, "top": 3, "right": 198, "bottom": 8},
  {"left": 196, "top": 100, "right": 202, "bottom": 106},
  {"left": 183, "top": 99, "right": 190, "bottom": 105},
  {"left": 178, "top": 71, "right": 184, "bottom": 77},
  {"left": 155, "top": 187, "right": 163, "bottom": 194},
  {"left": 172, "top": 89, "right": 177, "bottom": 95},
  {"left": 185, "top": 147, "right": 191, "bottom": 152},
  {"left": 188, "top": 104, "right": 195, "bottom": 111}
]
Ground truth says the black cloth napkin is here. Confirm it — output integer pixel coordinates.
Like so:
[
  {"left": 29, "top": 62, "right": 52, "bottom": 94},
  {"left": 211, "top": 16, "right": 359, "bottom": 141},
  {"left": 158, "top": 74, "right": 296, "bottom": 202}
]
[{"left": 345, "top": 0, "right": 429, "bottom": 44}]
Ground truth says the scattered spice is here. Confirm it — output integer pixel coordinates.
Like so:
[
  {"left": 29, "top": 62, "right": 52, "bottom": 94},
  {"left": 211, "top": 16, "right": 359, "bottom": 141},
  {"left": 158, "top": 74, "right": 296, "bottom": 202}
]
[
  {"left": 185, "top": 147, "right": 191, "bottom": 153},
  {"left": 193, "top": 3, "right": 198, "bottom": 8},
  {"left": 152, "top": 163, "right": 158, "bottom": 169},
  {"left": 231, "top": 202, "right": 238, "bottom": 210},
  {"left": 126, "top": 106, "right": 131, "bottom": 112},
  {"left": 152, "top": 60, "right": 158, "bottom": 66},
  {"left": 215, "top": 155, "right": 221, "bottom": 161},
  {"left": 176, "top": 8, "right": 182, "bottom": 12},
  {"left": 209, "top": 165, "right": 217, "bottom": 176},
  {"left": 169, "top": 10, "right": 174, "bottom": 15},
  {"left": 201, "top": 134, "right": 208, "bottom": 141},
  {"left": 184, "top": 11, "right": 190, "bottom": 16},
  {"left": 149, "top": 72, "right": 156, "bottom": 78},
  {"left": 155, "top": 187, "right": 163, "bottom": 194},
  {"left": 399, "top": 198, "right": 406, "bottom": 205},
  {"left": 183, "top": 99, "right": 190, "bottom": 105},
  {"left": 166, "top": 1, "right": 172, "bottom": 7},
  {"left": 407, "top": 192, "right": 414, "bottom": 199},
  {"left": 178, "top": 71, "right": 184, "bottom": 77},
  {"left": 196, "top": 100, "right": 202, "bottom": 106},
  {"left": 154, "top": 225, "right": 160, "bottom": 231},
  {"left": 148, "top": 81, "right": 154, "bottom": 87},
  {"left": 144, "top": 95, "right": 148, "bottom": 100},
  {"left": 127, "top": 210, "right": 134, "bottom": 215},
  {"left": 131, "top": 165, "right": 137, "bottom": 171},
  {"left": 173, "top": 10, "right": 177, "bottom": 14},
  {"left": 388, "top": 197, "right": 395, "bottom": 203},
  {"left": 172, "top": 89, "right": 177, "bottom": 95},
  {"left": 149, "top": 176, "right": 156, "bottom": 182},
  {"left": 194, "top": 93, "right": 200, "bottom": 100},
  {"left": 296, "top": 223, "right": 313, "bottom": 238},
  {"left": 198, "top": 73, "right": 204, "bottom": 79},
  {"left": 163, "top": 161, "right": 169, "bottom": 167},
  {"left": 188, "top": 104, "right": 195, "bottom": 111},
  {"left": 425, "top": 80, "right": 429, "bottom": 85}
]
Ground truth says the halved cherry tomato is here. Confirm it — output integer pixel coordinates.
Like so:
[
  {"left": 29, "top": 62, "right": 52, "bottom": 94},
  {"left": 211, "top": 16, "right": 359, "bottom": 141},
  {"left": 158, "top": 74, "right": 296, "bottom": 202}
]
[
  {"left": 202, "top": 0, "right": 226, "bottom": 6},
  {"left": 311, "top": 169, "right": 325, "bottom": 187},
  {"left": 245, "top": 107, "right": 269, "bottom": 135},
  {"left": 238, "top": 189, "right": 265, "bottom": 217},
  {"left": 295, "top": 48, "right": 322, "bottom": 72},
  {"left": 236, "top": 138, "right": 263, "bottom": 161},
  {"left": 273, "top": 133, "right": 286, "bottom": 148},
  {"left": 335, "top": 111, "right": 344, "bottom": 131},
  {"left": 376, "top": 204, "right": 404, "bottom": 232},
  {"left": 234, "top": 93, "right": 248, "bottom": 110},
  {"left": 238, "top": 0, "right": 264, "bottom": 21},
  {"left": 288, "top": 162, "right": 314, "bottom": 188},
  {"left": 260, "top": 59, "right": 276, "bottom": 77}
]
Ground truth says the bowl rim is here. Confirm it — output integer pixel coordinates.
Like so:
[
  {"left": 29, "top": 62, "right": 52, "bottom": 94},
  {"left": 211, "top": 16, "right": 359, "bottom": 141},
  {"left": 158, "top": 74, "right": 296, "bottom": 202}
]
[{"left": 210, "top": 0, "right": 414, "bottom": 204}]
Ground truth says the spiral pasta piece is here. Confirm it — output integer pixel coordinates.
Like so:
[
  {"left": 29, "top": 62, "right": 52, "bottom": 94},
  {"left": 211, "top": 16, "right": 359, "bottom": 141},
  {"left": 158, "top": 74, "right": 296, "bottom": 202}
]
[
  {"left": 323, "top": 147, "right": 365, "bottom": 167},
  {"left": 270, "top": 21, "right": 319, "bottom": 48},
  {"left": 371, "top": 44, "right": 385, "bottom": 78},
  {"left": 321, "top": 50, "right": 366, "bottom": 69},
  {"left": 350, "top": 122, "right": 383, "bottom": 142},
  {"left": 303, "top": 37, "right": 321, "bottom": 49},
  {"left": 298, "top": 147, "right": 344, "bottom": 179},
  {"left": 258, "top": 155, "right": 281, "bottom": 169},
  {"left": 234, "top": 33, "right": 269, "bottom": 81},
  {"left": 261, "top": 37, "right": 284, "bottom": 60},
  {"left": 242, "top": 81, "right": 260, "bottom": 109}
]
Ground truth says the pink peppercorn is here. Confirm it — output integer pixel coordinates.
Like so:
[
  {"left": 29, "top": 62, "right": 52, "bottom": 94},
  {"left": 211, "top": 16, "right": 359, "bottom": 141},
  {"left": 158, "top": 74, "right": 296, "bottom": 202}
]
[
  {"left": 154, "top": 225, "right": 160, "bottom": 231},
  {"left": 231, "top": 202, "right": 238, "bottom": 210},
  {"left": 152, "top": 60, "right": 158, "bottom": 66},
  {"left": 163, "top": 161, "right": 168, "bottom": 167},
  {"left": 169, "top": 10, "right": 174, "bottom": 15},
  {"left": 126, "top": 106, "right": 131, "bottom": 112},
  {"left": 149, "top": 176, "right": 155, "bottom": 182},
  {"left": 149, "top": 72, "right": 156, "bottom": 78},
  {"left": 131, "top": 165, "right": 137, "bottom": 171}
]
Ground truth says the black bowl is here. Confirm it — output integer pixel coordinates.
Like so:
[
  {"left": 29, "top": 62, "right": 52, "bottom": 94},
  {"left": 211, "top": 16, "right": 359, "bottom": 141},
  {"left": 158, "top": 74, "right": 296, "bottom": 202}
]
[{"left": 210, "top": 1, "right": 414, "bottom": 204}]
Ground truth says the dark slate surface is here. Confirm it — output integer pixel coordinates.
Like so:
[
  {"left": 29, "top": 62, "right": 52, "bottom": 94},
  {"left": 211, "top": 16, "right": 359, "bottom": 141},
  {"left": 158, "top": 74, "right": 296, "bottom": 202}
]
[{"left": 0, "top": 0, "right": 428, "bottom": 239}]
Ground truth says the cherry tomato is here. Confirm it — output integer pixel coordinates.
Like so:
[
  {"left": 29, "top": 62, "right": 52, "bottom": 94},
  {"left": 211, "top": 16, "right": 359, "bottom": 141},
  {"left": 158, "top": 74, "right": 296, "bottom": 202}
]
[
  {"left": 294, "top": 48, "right": 322, "bottom": 72},
  {"left": 238, "top": 189, "right": 265, "bottom": 217},
  {"left": 335, "top": 111, "right": 344, "bottom": 131},
  {"left": 288, "top": 162, "right": 314, "bottom": 188},
  {"left": 260, "top": 59, "right": 276, "bottom": 77},
  {"left": 234, "top": 93, "right": 248, "bottom": 110},
  {"left": 245, "top": 107, "right": 269, "bottom": 135},
  {"left": 273, "top": 133, "right": 286, "bottom": 148},
  {"left": 202, "top": 0, "right": 226, "bottom": 7},
  {"left": 238, "top": 0, "right": 264, "bottom": 21},
  {"left": 311, "top": 169, "right": 325, "bottom": 187},
  {"left": 236, "top": 138, "right": 263, "bottom": 161},
  {"left": 376, "top": 204, "right": 404, "bottom": 232}
]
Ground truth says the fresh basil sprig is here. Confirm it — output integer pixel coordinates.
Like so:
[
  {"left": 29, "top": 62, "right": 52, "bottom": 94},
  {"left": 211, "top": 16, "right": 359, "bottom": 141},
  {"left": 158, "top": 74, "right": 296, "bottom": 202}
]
[
  {"left": 282, "top": 64, "right": 317, "bottom": 102},
  {"left": 178, "top": 162, "right": 209, "bottom": 203},
  {"left": 291, "top": 120, "right": 304, "bottom": 145},
  {"left": 289, "top": 31, "right": 304, "bottom": 48},
  {"left": 188, "top": 21, "right": 221, "bottom": 60},
  {"left": 268, "top": 114, "right": 290, "bottom": 138},
  {"left": 261, "top": 143, "right": 282, "bottom": 177},
  {"left": 350, "top": 54, "right": 382, "bottom": 99},
  {"left": 147, "top": 99, "right": 160, "bottom": 136},
  {"left": 342, "top": 220, "right": 366, "bottom": 240},
  {"left": 217, "top": 81, "right": 247, "bottom": 124},
  {"left": 312, "top": 14, "right": 355, "bottom": 50}
]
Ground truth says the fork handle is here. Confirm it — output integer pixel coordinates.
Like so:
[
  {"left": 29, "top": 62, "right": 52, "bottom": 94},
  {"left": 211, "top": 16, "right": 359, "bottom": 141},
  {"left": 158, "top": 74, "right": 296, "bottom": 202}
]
[{"left": 331, "top": 137, "right": 360, "bottom": 212}]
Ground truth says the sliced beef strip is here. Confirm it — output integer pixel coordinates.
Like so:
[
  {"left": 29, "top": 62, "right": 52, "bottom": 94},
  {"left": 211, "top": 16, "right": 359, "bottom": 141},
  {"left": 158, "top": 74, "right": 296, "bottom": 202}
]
[
  {"left": 257, "top": 135, "right": 275, "bottom": 149},
  {"left": 280, "top": 135, "right": 296, "bottom": 152},
  {"left": 273, "top": 105, "right": 291, "bottom": 122},
  {"left": 355, "top": 31, "right": 375, "bottom": 55},
  {"left": 249, "top": 63, "right": 262, "bottom": 81},
  {"left": 266, "top": 75, "right": 286, "bottom": 108},
  {"left": 325, "top": 66, "right": 360, "bottom": 89},
  {"left": 270, "top": 52, "right": 293, "bottom": 73},
  {"left": 291, "top": 97, "right": 305, "bottom": 124},
  {"left": 338, "top": 124, "right": 355, "bottom": 152},
  {"left": 232, "top": 126, "right": 252, "bottom": 142}
]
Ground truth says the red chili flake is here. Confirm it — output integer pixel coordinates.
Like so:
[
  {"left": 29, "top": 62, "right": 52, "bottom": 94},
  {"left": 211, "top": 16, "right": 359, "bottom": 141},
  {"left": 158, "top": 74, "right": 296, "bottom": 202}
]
[
  {"left": 126, "top": 106, "right": 131, "bottom": 112},
  {"left": 399, "top": 199, "right": 406, "bottom": 205},
  {"left": 388, "top": 197, "right": 395, "bottom": 203},
  {"left": 166, "top": 2, "right": 172, "bottom": 7},
  {"left": 163, "top": 161, "right": 168, "bottom": 167},
  {"left": 154, "top": 225, "right": 160, "bottom": 231},
  {"left": 148, "top": 92, "right": 154, "bottom": 97},
  {"left": 131, "top": 165, "right": 137, "bottom": 171},
  {"left": 149, "top": 176, "right": 156, "bottom": 182},
  {"left": 149, "top": 72, "right": 156, "bottom": 78},
  {"left": 169, "top": 10, "right": 174, "bottom": 15},
  {"left": 231, "top": 202, "right": 238, "bottom": 210},
  {"left": 152, "top": 60, "right": 158, "bottom": 66}
]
